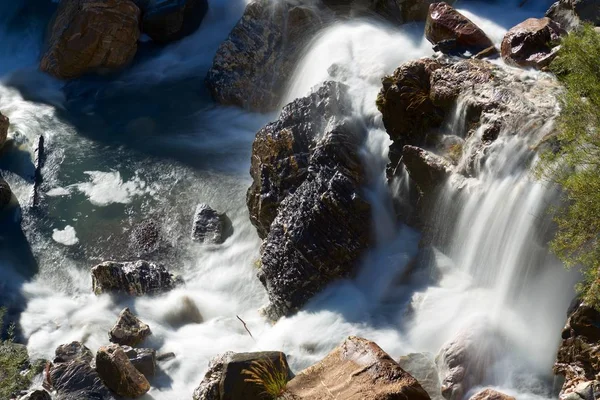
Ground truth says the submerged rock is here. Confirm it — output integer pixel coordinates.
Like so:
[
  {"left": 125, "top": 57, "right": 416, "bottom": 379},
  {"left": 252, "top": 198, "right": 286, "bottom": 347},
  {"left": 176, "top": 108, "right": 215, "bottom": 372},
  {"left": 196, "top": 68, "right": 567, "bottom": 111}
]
[
  {"left": 0, "top": 111, "right": 8, "bottom": 149},
  {"left": 122, "top": 346, "right": 156, "bottom": 379},
  {"left": 546, "top": 0, "right": 600, "bottom": 31},
  {"left": 163, "top": 295, "right": 203, "bottom": 328},
  {"left": 501, "top": 18, "right": 565, "bottom": 69},
  {"left": 129, "top": 219, "right": 162, "bottom": 257},
  {"left": 96, "top": 344, "right": 150, "bottom": 398},
  {"left": 108, "top": 307, "right": 152, "bottom": 346},
  {"left": 286, "top": 336, "right": 431, "bottom": 399},
  {"left": 398, "top": 352, "right": 444, "bottom": 400},
  {"left": 192, "top": 351, "right": 291, "bottom": 400},
  {"left": 249, "top": 82, "right": 371, "bottom": 319},
  {"left": 469, "top": 389, "right": 515, "bottom": 400},
  {"left": 191, "top": 204, "right": 232, "bottom": 244},
  {"left": 205, "top": 0, "right": 325, "bottom": 112},
  {"left": 49, "top": 342, "right": 115, "bottom": 400},
  {"left": 425, "top": 2, "right": 494, "bottom": 55},
  {"left": 40, "top": 0, "right": 140, "bottom": 79},
  {"left": 91, "top": 260, "right": 182, "bottom": 296},
  {"left": 136, "top": 0, "right": 208, "bottom": 43}
]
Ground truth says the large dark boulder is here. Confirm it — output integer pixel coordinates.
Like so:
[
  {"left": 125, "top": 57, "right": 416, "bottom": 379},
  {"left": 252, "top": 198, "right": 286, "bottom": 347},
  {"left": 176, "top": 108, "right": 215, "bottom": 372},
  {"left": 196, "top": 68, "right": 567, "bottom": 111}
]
[
  {"left": 91, "top": 260, "right": 183, "bottom": 296},
  {"left": 192, "top": 351, "right": 291, "bottom": 400},
  {"left": 425, "top": 2, "right": 494, "bottom": 55},
  {"left": 108, "top": 307, "right": 152, "bottom": 346},
  {"left": 501, "top": 18, "right": 565, "bottom": 69},
  {"left": 0, "top": 178, "right": 12, "bottom": 211},
  {"left": 49, "top": 342, "right": 115, "bottom": 400},
  {"left": 135, "top": 0, "right": 208, "bottom": 43},
  {"left": 248, "top": 82, "right": 371, "bottom": 319},
  {"left": 546, "top": 0, "right": 600, "bottom": 31},
  {"left": 286, "top": 336, "right": 431, "bottom": 399},
  {"left": 95, "top": 344, "right": 150, "bottom": 398},
  {"left": 40, "top": 0, "right": 140, "bottom": 79},
  {"left": 122, "top": 346, "right": 156, "bottom": 379},
  {"left": 205, "top": 0, "right": 325, "bottom": 112},
  {"left": 191, "top": 204, "right": 232, "bottom": 244}
]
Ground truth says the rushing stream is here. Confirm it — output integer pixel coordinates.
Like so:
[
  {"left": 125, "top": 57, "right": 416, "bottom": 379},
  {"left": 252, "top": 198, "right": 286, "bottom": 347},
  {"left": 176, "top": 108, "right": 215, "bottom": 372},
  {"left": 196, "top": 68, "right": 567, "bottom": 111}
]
[{"left": 0, "top": 0, "right": 580, "bottom": 398}]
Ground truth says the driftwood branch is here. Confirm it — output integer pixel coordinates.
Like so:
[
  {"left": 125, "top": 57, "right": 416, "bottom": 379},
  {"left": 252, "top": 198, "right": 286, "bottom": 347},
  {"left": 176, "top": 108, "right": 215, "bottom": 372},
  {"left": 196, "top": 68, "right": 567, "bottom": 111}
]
[{"left": 236, "top": 315, "right": 255, "bottom": 340}]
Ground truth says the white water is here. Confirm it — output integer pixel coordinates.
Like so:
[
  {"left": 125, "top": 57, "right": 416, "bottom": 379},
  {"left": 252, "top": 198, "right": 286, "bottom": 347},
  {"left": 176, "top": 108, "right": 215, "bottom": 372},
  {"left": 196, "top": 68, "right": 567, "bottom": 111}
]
[{"left": 0, "top": 0, "right": 578, "bottom": 399}]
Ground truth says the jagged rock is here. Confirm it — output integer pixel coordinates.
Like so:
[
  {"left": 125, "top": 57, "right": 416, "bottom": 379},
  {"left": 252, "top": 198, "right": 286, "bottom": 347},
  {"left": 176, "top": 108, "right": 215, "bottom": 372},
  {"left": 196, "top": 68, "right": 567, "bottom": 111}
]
[
  {"left": 425, "top": 2, "right": 494, "bottom": 55},
  {"left": 554, "top": 299, "right": 600, "bottom": 399},
  {"left": 248, "top": 81, "right": 353, "bottom": 238},
  {"left": 403, "top": 145, "right": 453, "bottom": 195},
  {"left": 546, "top": 0, "right": 600, "bottom": 31},
  {"left": 251, "top": 82, "right": 371, "bottom": 319},
  {"left": 122, "top": 346, "right": 156, "bottom": 379},
  {"left": 18, "top": 390, "right": 52, "bottom": 400},
  {"left": 191, "top": 204, "right": 232, "bottom": 244},
  {"left": 49, "top": 342, "right": 115, "bottom": 400},
  {"left": 163, "top": 295, "right": 203, "bottom": 328},
  {"left": 398, "top": 352, "right": 444, "bottom": 400},
  {"left": 205, "top": 0, "right": 325, "bottom": 112},
  {"left": 109, "top": 307, "right": 152, "bottom": 346},
  {"left": 469, "top": 389, "right": 515, "bottom": 400},
  {"left": 96, "top": 344, "right": 150, "bottom": 398},
  {"left": 286, "top": 336, "right": 431, "bottom": 399},
  {"left": 0, "top": 112, "right": 8, "bottom": 148},
  {"left": 0, "top": 178, "right": 12, "bottom": 210},
  {"left": 436, "top": 324, "right": 505, "bottom": 400},
  {"left": 136, "top": 0, "right": 208, "bottom": 43},
  {"left": 91, "top": 260, "right": 182, "bottom": 296},
  {"left": 192, "top": 351, "right": 290, "bottom": 400},
  {"left": 501, "top": 18, "right": 565, "bottom": 69},
  {"left": 157, "top": 352, "right": 176, "bottom": 362},
  {"left": 40, "top": 0, "right": 140, "bottom": 79}
]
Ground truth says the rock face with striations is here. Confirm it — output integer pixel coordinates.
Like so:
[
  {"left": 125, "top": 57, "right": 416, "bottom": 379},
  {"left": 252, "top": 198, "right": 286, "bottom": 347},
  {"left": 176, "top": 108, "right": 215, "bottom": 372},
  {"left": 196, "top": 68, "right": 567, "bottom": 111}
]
[
  {"left": 546, "top": 0, "right": 600, "bottom": 31},
  {"left": 95, "top": 344, "right": 150, "bottom": 398},
  {"left": 49, "top": 341, "right": 115, "bottom": 400},
  {"left": 248, "top": 82, "right": 372, "bottom": 319},
  {"left": 501, "top": 18, "right": 565, "bottom": 69},
  {"left": 109, "top": 307, "right": 152, "bottom": 346},
  {"left": 135, "top": 0, "right": 208, "bottom": 43},
  {"left": 286, "top": 336, "right": 431, "bottom": 399},
  {"left": 192, "top": 351, "right": 291, "bottom": 400},
  {"left": 91, "top": 260, "right": 182, "bottom": 296},
  {"left": 40, "top": 0, "right": 140, "bottom": 79},
  {"left": 205, "top": 0, "right": 325, "bottom": 112},
  {"left": 554, "top": 299, "right": 600, "bottom": 399},
  {"left": 425, "top": 2, "right": 494, "bottom": 55}
]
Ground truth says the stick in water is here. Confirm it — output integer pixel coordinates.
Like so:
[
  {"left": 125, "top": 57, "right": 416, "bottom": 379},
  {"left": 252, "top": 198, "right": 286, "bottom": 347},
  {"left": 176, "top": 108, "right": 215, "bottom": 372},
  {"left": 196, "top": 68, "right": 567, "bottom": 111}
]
[{"left": 237, "top": 315, "right": 255, "bottom": 340}]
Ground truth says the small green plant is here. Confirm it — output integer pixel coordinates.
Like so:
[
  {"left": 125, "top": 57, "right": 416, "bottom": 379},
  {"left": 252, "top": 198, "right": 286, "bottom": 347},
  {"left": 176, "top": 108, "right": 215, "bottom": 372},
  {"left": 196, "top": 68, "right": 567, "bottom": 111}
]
[
  {"left": 242, "top": 353, "right": 289, "bottom": 399},
  {"left": 447, "top": 143, "right": 464, "bottom": 164}
]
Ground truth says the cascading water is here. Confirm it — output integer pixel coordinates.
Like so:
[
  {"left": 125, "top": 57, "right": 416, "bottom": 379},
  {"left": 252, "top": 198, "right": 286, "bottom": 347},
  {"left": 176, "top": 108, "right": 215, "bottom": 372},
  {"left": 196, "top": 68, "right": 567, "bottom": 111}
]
[{"left": 0, "top": 0, "right": 581, "bottom": 398}]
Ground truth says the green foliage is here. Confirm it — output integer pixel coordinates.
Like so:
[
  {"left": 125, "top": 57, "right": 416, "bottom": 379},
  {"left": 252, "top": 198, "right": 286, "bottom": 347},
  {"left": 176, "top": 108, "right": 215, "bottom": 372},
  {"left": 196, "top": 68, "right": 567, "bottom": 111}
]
[
  {"left": 447, "top": 143, "right": 464, "bottom": 164},
  {"left": 538, "top": 24, "right": 600, "bottom": 308},
  {"left": 242, "top": 353, "right": 290, "bottom": 399}
]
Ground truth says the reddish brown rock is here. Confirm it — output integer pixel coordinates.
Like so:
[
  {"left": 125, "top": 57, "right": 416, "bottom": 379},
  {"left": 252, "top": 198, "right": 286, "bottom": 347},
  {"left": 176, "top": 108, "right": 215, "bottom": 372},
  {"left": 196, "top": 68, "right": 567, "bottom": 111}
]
[
  {"left": 108, "top": 307, "right": 152, "bottom": 346},
  {"left": 501, "top": 17, "right": 565, "bottom": 69},
  {"left": 40, "top": 0, "right": 140, "bottom": 79},
  {"left": 425, "top": 2, "right": 494, "bottom": 54},
  {"left": 285, "top": 336, "right": 431, "bottom": 400},
  {"left": 469, "top": 389, "right": 515, "bottom": 400},
  {"left": 96, "top": 344, "right": 150, "bottom": 398}
]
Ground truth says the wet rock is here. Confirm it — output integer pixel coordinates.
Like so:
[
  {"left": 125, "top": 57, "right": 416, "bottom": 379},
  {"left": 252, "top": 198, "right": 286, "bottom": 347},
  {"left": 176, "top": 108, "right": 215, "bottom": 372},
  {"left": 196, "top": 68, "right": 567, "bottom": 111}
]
[
  {"left": 469, "top": 389, "right": 515, "bottom": 400},
  {"left": 130, "top": 219, "right": 162, "bottom": 257},
  {"left": 40, "top": 0, "right": 140, "bottom": 79},
  {"left": 0, "top": 111, "right": 8, "bottom": 148},
  {"left": 403, "top": 0, "right": 457, "bottom": 22},
  {"left": 205, "top": 0, "right": 325, "bottom": 112},
  {"left": 321, "top": 0, "right": 402, "bottom": 22},
  {"left": 122, "top": 346, "right": 156, "bottom": 379},
  {"left": 286, "top": 336, "right": 430, "bottom": 399},
  {"left": 157, "top": 352, "right": 176, "bottom": 362},
  {"left": 546, "top": 0, "right": 600, "bottom": 31},
  {"left": 398, "top": 352, "right": 444, "bottom": 400},
  {"left": 191, "top": 204, "right": 232, "bottom": 244},
  {"left": 248, "top": 81, "right": 353, "bottom": 238},
  {"left": 91, "top": 260, "right": 182, "bottom": 296},
  {"left": 96, "top": 344, "right": 150, "bottom": 398},
  {"left": 49, "top": 342, "right": 115, "bottom": 400},
  {"left": 252, "top": 82, "right": 371, "bottom": 319},
  {"left": 108, "top": 307, "right": 152, "bottom": 346},
  {"left": 136, "top": 0, "right": 208, "bottom": 43},
  {"left": 0, "top": 178, "right": 12, "bottom": 210},
  {"left": 163, "top": 295, "right": 203, "bottom": 328},
  {"left": 554, "top": 300, "right": 600, "bottom": 398},
  {"left": 192, "top": 351, "right": 291, "bottom": 400},
  {"left": 403, "top": 145, "right": 453, "bottom": 195},
  {"left": 18, "top": 390, "right": 52, "bottom": 400},
  {"left": 425, "top": 2, "right": 494, "bottom": 55},
  {"left": 501, "top": 18, "right": 565, "bottom": 69}
]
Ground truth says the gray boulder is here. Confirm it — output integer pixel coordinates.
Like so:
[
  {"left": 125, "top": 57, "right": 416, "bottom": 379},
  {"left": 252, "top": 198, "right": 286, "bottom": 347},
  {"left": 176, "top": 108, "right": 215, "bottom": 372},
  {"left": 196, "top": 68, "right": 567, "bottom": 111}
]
[
  {"left": 108, "top": 307, "right": 152, "bottom": 346},
  {"left": 122, "top": 346, "right": 156, "bottom": 379},
  {"left": 95, "top": 344, "right": 150, "bottom": 398},
  {"left": 546, "top": 0, "right": 600, "bottom": 31},
  {"left": 398, "top": 352, "right": 444, "bottom": 400},
  {"left": 191, "top": 204, "right": 232, "bottom": 244},
  {"left": 91, "top": 260, "right": 182, "bottom": 296}
]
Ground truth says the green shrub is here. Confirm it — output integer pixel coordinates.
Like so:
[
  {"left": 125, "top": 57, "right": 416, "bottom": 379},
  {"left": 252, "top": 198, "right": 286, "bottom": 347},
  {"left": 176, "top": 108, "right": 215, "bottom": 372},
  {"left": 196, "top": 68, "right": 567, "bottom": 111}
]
[
  {"left": 242, "top": 353, "right": 290, "bottom": 399},
  {"left": 538, "top": 24, "right": 600, "bottom": 308}
]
